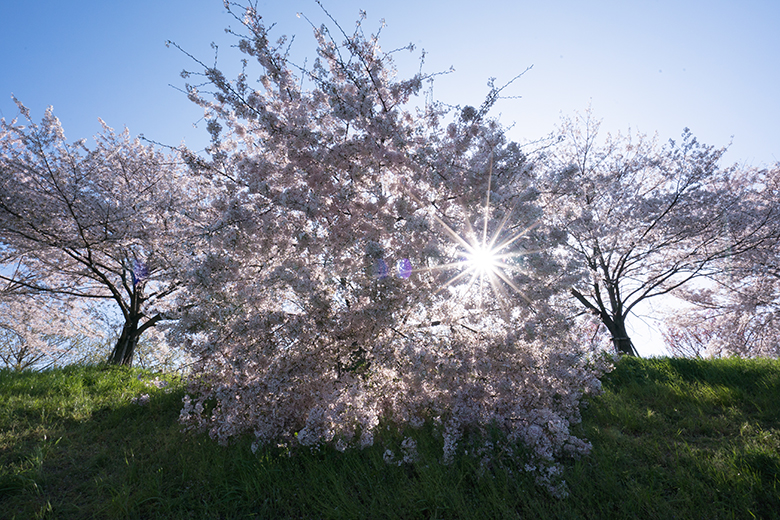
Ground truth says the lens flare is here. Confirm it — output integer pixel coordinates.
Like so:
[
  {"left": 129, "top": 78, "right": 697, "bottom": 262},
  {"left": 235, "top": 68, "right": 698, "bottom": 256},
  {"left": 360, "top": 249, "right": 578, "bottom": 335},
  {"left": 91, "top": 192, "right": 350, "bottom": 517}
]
[
  {"left": 397, "top": 258, "right": 412, "bottom": 279},
  {"left": 421, "top": 154, "right": 537, "bottom": 312}
]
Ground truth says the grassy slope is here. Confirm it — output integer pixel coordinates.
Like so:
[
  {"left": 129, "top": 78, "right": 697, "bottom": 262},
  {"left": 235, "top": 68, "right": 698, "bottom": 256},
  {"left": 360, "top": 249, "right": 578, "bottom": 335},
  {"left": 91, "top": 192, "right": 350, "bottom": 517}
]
[{"left": 1, "top": 357, "right": 778, "bottom": 519}]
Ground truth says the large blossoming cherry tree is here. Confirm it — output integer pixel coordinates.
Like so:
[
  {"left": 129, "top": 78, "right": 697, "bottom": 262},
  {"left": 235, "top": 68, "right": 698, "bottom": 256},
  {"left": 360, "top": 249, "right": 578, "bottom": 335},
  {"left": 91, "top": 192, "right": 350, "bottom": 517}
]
[{"left": 169, "top": 3, "right": 607, "bottom": 494}]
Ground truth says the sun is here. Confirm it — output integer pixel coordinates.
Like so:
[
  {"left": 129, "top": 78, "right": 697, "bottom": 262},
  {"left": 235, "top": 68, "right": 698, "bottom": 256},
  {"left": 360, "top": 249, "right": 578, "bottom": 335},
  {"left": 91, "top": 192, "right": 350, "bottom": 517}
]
[
  {"left": 399, "top": 152, "right": 538, "bottom": 316},
  {"left": 435, "top": 217, "right": 532, "bottom": 307},
  {"left": 466, "top": 244, "right": 499, "bottom": 276},
  {"left": 425, "top": 169, "right": 536, "bottom": 309}
]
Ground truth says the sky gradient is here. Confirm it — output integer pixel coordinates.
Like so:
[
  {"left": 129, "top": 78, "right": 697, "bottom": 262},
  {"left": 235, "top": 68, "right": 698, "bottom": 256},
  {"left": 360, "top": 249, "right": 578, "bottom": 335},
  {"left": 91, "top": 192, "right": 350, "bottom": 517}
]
[
  {"left": 2, "top": 0, "right": 779, "bottom": 355},
  {"left": 3, "top": 1, "right": 778, "bottom": 165}
]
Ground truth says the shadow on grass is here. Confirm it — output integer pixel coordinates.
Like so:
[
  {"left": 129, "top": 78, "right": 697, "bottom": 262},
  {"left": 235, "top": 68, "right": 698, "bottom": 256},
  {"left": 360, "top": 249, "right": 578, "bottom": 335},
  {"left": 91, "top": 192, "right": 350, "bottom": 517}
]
[
  {"left": 564, "top": 356, "right": 780, "bottom": 520},
  {"left": 604, "top": 356, "right": 780, "bottom": 392},
  {"left": 2, "top": 359, "right": 779, "bottom": 519}
]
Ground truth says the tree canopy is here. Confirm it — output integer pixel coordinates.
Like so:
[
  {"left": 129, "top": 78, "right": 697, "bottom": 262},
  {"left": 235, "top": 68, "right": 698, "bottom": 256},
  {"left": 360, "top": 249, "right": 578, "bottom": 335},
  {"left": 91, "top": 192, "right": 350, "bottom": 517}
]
[
  {"left": 664, "top": 165, "right": 780, "bottom": 358},
  {"left": 536, "top": 112, "right": 780, "bottom": 356},
  {"left": 162, "top": 4, "right": 608, "bottom": 494},
  {"left": 0, "top": 101, "right": 205, "bottom": 365}
]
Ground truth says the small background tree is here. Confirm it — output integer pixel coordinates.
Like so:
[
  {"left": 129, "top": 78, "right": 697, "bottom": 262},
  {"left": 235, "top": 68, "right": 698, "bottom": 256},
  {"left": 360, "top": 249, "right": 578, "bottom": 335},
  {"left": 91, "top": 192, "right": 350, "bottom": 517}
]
[
  {"left": 0, "top": 289, "right": 99, "bottom": 371},
  {"left": 536, "top": 111, "right": 778, "bottom": 356},
  {"left": 0, "top": 102, "right": 204, "bottom": 366}
]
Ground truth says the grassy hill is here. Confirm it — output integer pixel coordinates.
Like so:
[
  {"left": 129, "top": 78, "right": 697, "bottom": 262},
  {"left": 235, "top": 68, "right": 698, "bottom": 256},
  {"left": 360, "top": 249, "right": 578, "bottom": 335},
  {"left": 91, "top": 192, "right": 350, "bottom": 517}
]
[{"left": 1, "top": 356, "right": 779, "bottom": 519}]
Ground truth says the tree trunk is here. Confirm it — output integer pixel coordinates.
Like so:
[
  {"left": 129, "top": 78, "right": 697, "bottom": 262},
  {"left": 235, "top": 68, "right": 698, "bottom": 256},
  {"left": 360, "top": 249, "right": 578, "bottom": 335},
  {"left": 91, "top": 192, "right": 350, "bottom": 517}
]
[
  {"left": 107, "top": 309, "right": 164, "bottom": 366},
  {"left": 606, "top": 317, "right": 639, "bottom": 356},
  {"left": 570, "top": 288, "right": 640, "bottom": 356},
  {"left": 108, "top": 319, "right": 141, "bottom": 366}
]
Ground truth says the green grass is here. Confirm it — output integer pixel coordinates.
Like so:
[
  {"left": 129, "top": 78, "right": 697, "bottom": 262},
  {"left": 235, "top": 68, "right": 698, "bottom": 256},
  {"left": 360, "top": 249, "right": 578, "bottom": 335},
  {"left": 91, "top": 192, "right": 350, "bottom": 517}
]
[{"left": 1, "top": 357, "right": 779, "bottom": 519}]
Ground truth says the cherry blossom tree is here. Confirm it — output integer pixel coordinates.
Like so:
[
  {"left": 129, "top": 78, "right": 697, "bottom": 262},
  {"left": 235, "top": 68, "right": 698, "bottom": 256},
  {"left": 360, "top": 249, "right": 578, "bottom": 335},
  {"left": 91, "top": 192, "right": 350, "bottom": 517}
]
[
  {"left": 169, "top": 2, "right": 607, "bottom": 492},
  {"left": 665, "top": 164, "right": 780, "bottom": 358},
  {"left": 662, "top": 313, "right": 729, "bottom": 358},
  {"left": 536, "top": 111, "right": 779, "bottom": 356},
  {"left": 664, "top": 274, "right": 780, "bottom": 359},
  {"left": 0, "top": 101, "right": 203, "bottom": 366},
  {"left": 0, "top": 282, "right": 99, "bottom": 371}
]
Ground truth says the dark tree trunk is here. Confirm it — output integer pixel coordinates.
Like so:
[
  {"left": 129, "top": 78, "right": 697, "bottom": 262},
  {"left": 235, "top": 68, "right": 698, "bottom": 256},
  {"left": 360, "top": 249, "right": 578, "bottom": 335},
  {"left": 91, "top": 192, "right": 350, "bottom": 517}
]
[
  {"left": 107, "top": 274, "right": 166, "bottom": 366},
  {"left": 107, "top": 311, "right": 164, "bottom": 366},
  {"left": 109, "top": 319, "right": 141, "bottom": 366},
  {"left": 571, "top": 287, "right": 640, "bottom": 356},
  {"left": 605, "top": 318, "right": 638, "bottom": 356}
]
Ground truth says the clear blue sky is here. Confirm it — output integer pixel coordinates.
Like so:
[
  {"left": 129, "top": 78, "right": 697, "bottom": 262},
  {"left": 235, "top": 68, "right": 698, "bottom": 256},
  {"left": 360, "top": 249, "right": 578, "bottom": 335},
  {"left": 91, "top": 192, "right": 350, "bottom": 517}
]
[
  {"left": 2, "top": 0, "right": 779, "bottom": 355},
  {"left": 2, "top": 0, "right": 779, "bottom": 165}
]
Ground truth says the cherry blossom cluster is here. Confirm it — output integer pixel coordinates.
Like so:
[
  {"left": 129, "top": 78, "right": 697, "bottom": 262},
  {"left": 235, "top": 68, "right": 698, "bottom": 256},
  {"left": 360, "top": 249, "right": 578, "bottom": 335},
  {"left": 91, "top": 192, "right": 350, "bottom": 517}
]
[
  {"left": 169, "top": 2, "right": 612, "bottom": 495},
  {"left": 665, "top": 167, "right": 780, "bottom": 359}
]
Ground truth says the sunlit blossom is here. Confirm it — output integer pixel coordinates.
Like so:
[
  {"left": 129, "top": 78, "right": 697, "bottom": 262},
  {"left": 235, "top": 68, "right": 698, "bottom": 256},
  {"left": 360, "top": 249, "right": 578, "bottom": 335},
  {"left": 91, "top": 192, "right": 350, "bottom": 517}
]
[
  {"left": 425, "top": 164, "right": 536, "bottom": 309},
  {"left": 169, "top": 3, "right": 612, "bottom": 497}
]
